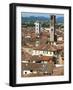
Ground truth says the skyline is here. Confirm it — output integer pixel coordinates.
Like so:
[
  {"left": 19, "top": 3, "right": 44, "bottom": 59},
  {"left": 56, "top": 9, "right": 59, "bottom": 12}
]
[{"left": 21, "top": 12, "right": 64, "bottom": 18}]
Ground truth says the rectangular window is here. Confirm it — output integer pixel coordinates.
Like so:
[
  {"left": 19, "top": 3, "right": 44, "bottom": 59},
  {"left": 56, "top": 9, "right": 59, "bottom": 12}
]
[
  {"left": 50, "top": 52, "right": 52, "bottom": 54},
  {"left": 43, "top": 51, "right": 48, "bottom": 54}
]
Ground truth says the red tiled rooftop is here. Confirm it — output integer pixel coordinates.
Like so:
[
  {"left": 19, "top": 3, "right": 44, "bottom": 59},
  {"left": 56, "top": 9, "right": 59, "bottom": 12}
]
[
  {"left": 40, "top": 56, "right": 53, "bottom": 61},
  {"left": 31, "top": 55, "right": 53, "bottom": 61}
]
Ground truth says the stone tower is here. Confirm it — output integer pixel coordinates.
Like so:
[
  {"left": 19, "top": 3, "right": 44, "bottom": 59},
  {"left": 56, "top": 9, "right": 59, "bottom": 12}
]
[
  {"left": 34, "top": 21, "right": 40, "bottom": 35},
  {"left": 50, "top": 15, "right": 56, "bottom": 42}
]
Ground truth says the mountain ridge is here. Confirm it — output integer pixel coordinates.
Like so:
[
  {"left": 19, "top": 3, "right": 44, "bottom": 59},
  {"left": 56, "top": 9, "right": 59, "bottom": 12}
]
[{"left": 22, "top": 16, "right": 64, "bottom": 24}]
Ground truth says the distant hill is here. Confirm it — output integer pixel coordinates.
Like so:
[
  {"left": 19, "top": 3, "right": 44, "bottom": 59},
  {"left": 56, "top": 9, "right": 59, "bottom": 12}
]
[
  {"left": 22, "top": 16, "right": 64, "bottom": 24},
  {"left": 56, "top": 17, "right": 64, "bottom": 23},
  {"left": 22, "top": 16, "right": 49, "bottom": 23}
]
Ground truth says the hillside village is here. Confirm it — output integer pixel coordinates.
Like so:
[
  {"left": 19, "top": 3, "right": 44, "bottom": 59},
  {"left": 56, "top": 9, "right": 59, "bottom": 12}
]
[{"left": 21, "top": 15, "right": 64, "bottom": 77}]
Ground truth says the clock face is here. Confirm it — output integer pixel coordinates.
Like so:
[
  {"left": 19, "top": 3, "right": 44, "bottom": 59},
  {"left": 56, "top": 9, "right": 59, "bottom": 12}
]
[{"left": 51, "top": 29, "right": 53, "bottom": 31}]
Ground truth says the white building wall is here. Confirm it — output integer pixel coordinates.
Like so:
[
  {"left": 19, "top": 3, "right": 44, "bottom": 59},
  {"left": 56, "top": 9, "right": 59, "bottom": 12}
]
[
  {"left": 43, "top": 52, "right": 54, "bottom": 56},
  {"left": 32, "top": 50, "right": 40, "bottom": 55},
  {"left": 23, "top": 47, "right": 54, "bottom": 56},
  {"left": 57, "top": 37, "right": 63, "bottom": 41},
  {"left": 32, "top": 50, "right": 54, "bottom": 56}
]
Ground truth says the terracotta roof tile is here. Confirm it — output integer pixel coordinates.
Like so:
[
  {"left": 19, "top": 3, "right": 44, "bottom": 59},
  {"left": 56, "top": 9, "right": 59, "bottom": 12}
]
[{"left": 40, "top": 56, "right": 53, "bottom": 61}]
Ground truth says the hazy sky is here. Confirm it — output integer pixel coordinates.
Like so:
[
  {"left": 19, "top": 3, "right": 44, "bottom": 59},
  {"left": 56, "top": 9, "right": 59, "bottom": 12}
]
[{"left": 21, "top": 12, "right": 64, "bottom": 18}]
